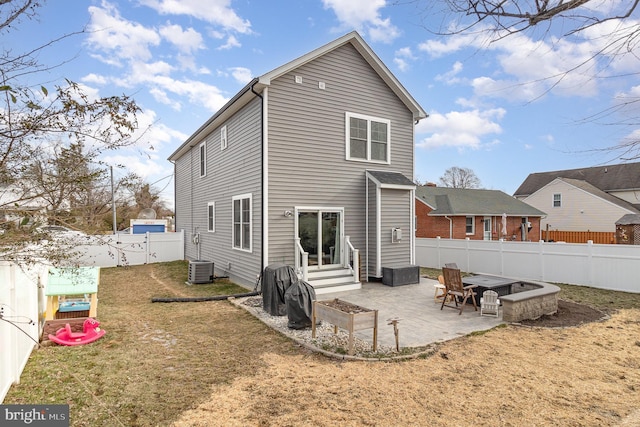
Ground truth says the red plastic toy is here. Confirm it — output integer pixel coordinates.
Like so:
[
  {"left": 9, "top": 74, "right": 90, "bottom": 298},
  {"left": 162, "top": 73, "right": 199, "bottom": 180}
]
[{"left": 48, "top": 317, "right": 106, "bottom": 346}]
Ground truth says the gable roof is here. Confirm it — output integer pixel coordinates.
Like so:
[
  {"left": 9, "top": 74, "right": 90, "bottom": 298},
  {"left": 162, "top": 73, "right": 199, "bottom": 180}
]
[
  {"left": 514, "top": 162, "right": 640, "bottom": 197},
  {"left": 550, "top": 178, "right": 640, "bottom": 213},
  {"left": 416, "top": 186, "right": 546, "bottom": 217},
  {"left": 616, "top": 213, "right": 640, "bottom": 225},
  {"left": 168, "top": 31, "right": 427, "bottom": 162},
  {"left": 257, "top": 31, "right": 427, "bottom": 121}
]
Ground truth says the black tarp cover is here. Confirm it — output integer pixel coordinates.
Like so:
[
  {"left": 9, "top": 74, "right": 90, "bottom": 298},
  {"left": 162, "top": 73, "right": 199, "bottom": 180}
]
[
  {"left": 262, "top": 263, "right": 297, "bottom": 316},
  {"left": 284, "top": 280, "right": 316, "bottom": 329}
]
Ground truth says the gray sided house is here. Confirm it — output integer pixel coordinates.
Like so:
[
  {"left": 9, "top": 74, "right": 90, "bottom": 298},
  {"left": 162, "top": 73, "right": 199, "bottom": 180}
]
[{"left": 168, "top": 32, "right": 427, "bottom": 293}]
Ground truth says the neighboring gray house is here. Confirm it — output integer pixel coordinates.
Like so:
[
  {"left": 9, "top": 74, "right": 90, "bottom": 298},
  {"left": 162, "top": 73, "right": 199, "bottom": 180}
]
[
  {"left": 168, "top": 32, "right": 427, "bottom": 293},
  {"left": 514, "top": 164, "right": 640, "bottom": 232}
]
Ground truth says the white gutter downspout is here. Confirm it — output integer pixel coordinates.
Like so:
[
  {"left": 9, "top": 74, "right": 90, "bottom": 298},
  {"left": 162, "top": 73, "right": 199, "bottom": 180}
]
[{"left": 445, "top": 215, "right": 452, "bottom": 239}]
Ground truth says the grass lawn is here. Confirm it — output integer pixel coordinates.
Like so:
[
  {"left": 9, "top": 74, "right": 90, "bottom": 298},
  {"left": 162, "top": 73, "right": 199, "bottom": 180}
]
[
  {"left": 5, "top": 262, "right": 640, "bottom": 426},
  {"left": 5, "top": 261, "right": 305, "bottom": 426}
]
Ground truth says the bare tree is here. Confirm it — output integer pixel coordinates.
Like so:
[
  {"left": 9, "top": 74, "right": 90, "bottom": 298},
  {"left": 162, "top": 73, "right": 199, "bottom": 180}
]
[
  {"left": 420, "top": 1, "right": 640, "bottom": 159},
  {"left": 0, "top": 1, "right": 144, "bottom": 263},
  {"left": 439, "top": 166, "right": 482, "bottom": 188},
  {"left": 436, "top": 0, "right": 639, "bottom": 37},
  {"left": 125, "top": 178, "right": 171, "bottom": 217}
]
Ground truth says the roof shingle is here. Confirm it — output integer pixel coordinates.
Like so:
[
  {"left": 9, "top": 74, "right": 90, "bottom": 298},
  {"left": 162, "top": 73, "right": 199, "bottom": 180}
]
[
  {"left": 514, "top": 162, "right": 640, "bottom": 197},
  {"left": 416, "top": 186, "right": 546, "bottom": 216}
]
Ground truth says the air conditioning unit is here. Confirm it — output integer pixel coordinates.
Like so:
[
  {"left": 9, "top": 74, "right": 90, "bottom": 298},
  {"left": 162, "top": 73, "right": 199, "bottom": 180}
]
[{"left": 188, "top": 260, "right": 214, "bottom": 284}]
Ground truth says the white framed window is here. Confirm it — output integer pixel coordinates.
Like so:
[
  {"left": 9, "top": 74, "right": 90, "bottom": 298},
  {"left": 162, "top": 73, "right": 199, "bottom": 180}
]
[
  {"left": 207, "top": 202, "right": 215, "bottom": 232},
  {"left": 221, "top": 125, "right": 228, "bottom": 151},
  {"left": 345, "top": 112, "right": 390, "bottom": 163},
  {"left": 232, "top": 193, "right": 252, "bottom": 251},
  {"left": 553, "top": 193, "right": 561, "bottom": 207},
  {"left": 465, "top": 216, "right": 474, "bottom": 235},
  {"left": 199, "top": 142, "right": 206, "bottom": 177}
]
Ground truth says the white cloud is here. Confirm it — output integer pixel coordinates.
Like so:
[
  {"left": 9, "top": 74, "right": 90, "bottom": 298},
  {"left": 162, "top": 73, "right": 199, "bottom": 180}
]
[
  {"left": 103, "top": 153, "right": 166, "bottom": 181},
  {"left": 581, "top": 0, "right": 631, "bottom": 16},
  {"left": 416, "top": 108, "right": 506, "bottom": 150},
  {"left": 217, "top": 35, "right": 241, "bottom": 50},
  {"left": 393, "top": 47, "right": 415, "bottom": 71},
  {"left": 87, "top": 3, "right": 161, "bottom": 63},
  {"left": 418, "top": 31, "right": 488, "bottom": 58},
  {"left": 621, "top": 128, "right": 640, "bottom": 145},
  {"left": 420, "top": 29, "right": 602, "bottom": 100},
  {"left": 128, "top": 60, "right": 174, "bottom": 83},
  {"left": 455, "top": 97, "right": 478, "bottom": 108},
  {"left": 582, "top": 18, "right": 640, "bottom": 74},
  {"left": 159, "top": 23, "right": 204, "bottom": 54},
  {"left": 138, "top": 0, "right": 252, "bottom": 34},
  {"left": 134, "top": 109, "right": 189, "bottom": 149},
  {"left": 81, "top": 73, "right": 108, "bottom": 85},
  {"left": 228, "top": 67, "right": 253, "bottom": 85},
  {"left": 85, "top": 2, "right": 231, "bottom": 113},
  {"left": 435, "top": 61, "right": 464, "bottom": 85},
  {"left": 396, "top": 47, "right": 414, "bottom": 59},
  {"left": 150, "top": 77, "right": 228, "bottom": 112},
  {"left": 367, "top": 17, "right": 400, "bottom": 43},
  {"left": 393, "top": 57, "right": 409, "bottom": 72},
  {"left": 322, "top": 0, "right": 400, "bottom": 43},
  {"left": 149, "top": 87, "right": 180, "bottom": 110}
]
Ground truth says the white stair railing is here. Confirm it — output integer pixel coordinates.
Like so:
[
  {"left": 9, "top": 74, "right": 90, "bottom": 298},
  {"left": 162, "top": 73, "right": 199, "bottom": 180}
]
[
  {"left": 294, "top": 237, "right": 308, "bottom": 281},
  {"left": 344, "top": 235, "right": 359, "bottom": 283}
]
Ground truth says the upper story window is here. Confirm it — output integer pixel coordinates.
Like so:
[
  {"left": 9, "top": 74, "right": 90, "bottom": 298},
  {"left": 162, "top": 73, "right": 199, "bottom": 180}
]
[
  {"left": 232, "top": 193, "right": 252, "bottom": 252},
  {"left": 221, "top": 125, "right": 228, "bottom": 151},
  {"left": 346, "top": 112, "right": 390, "bottom": 164},
  {"left": 466, "top": 216, "right": 474, "bottom": 234},
  {"left": 553, "top": 193, "right": 561, "bottom": 207},
  {"left": 199, "top": 142, "right": 206, "bottom": 177},
  {"left": 207, "top": 202, "right": 215, "bottom": 232}
]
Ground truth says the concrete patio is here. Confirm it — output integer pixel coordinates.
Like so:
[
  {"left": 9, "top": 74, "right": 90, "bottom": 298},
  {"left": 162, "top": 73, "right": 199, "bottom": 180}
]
[{"left": 318, "top": 277, "right": 505, "bottom": 349}]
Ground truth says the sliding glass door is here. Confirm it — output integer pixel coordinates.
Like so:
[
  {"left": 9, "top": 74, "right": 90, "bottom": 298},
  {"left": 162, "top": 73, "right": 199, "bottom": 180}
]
[{"left": 297, "top": 208, "right": 343, "bottom": 269}]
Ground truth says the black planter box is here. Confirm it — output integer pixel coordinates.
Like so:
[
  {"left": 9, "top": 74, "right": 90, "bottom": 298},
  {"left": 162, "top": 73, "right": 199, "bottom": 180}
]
[{"left": 382, "top": 265, "right": 420, "bottom": 287}]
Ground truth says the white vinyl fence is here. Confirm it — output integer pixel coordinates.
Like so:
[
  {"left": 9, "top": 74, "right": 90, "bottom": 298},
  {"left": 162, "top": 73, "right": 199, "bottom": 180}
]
[
  {"left": 0, "top": 262, "right": 45, "bottom": 403},
  {"left": 0, "top": 231, "right": 184, "bottom": 402},
  {"left": 417, "top": 237, "right": 640, "bottom": 293},
  {"left": 78, "top": 230, "right": 185, "bottom": 267}
]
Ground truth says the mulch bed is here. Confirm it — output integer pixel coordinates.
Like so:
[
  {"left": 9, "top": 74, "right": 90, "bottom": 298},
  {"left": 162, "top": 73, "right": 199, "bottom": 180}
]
[{"left": 519, "top": 299, "right": 606, "bottom": 327}]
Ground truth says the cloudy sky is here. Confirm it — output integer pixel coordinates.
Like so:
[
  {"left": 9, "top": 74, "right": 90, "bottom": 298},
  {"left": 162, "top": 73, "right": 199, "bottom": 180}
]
[{"left": 7, "top": 0, "right": 640, "bottom": 206}]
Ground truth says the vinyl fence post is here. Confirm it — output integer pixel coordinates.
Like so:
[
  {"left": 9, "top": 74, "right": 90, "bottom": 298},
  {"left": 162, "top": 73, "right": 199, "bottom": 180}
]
[{"left": 146, "top": 232, "right": 150, "bottom": 264}]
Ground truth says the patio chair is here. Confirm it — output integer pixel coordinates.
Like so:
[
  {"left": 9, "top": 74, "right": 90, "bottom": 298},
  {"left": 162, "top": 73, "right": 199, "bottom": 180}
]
[
  {"left": 441, "top": 267, "right": 478, "bottom": 315},
  {"left": 480, "top": 290, "right": 500, "bottom": 318},
  {"left": 434, "top": 275, "right": 447, "bottom": 303}
]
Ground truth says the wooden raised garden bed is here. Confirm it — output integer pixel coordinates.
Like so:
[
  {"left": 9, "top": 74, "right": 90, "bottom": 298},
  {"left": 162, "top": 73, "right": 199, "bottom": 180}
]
[{"left": 312, "top": 298, "right": 378, "bottom": 355}]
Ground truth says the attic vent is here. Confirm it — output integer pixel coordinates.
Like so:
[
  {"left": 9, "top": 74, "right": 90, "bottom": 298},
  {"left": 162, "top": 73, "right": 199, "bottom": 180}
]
[
  {"left": 294, "top": 75, "right": 302, "bottom": 84},
  {"left": 188, "top": 260, "right": 214, "bottom": 284}
]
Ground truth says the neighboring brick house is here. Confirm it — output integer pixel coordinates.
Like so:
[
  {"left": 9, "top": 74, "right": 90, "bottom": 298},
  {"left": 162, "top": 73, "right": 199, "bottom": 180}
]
[
  {"left": 416, "top": 186, "right": 546, "bottom": 241},
  {"left": 514, "top": 163, "right": 640, "bottom": 233}
]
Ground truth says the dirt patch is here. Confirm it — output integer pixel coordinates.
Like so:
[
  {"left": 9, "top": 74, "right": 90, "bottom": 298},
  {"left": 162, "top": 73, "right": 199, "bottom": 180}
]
[
  {"left": 315, "top": 298, "right": 375, "bottom": 313},
  {"left": 519, "top": 299, "right": 606, "bottom": 328}
]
